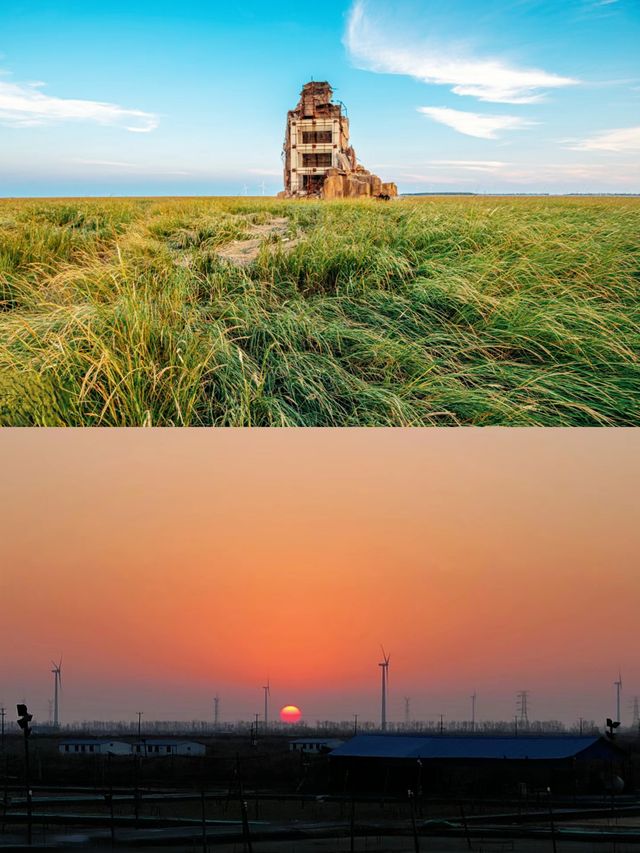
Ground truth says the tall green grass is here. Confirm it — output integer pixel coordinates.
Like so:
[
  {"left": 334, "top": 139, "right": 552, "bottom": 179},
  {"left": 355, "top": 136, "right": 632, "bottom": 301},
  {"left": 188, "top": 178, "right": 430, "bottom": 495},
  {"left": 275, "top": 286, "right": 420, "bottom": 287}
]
[{"left": 1, "top": 196, "right": 638, "bottom": 425}]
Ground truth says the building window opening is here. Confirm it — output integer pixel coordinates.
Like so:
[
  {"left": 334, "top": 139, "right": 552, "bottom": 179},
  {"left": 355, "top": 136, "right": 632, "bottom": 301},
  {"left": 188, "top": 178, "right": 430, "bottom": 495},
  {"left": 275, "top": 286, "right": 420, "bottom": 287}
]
[
  {"left": 302, "top": 153, "right": 332, "bottom": 168},
  {"left": 302, "top": 174, "right": 325, "bottom": 192},
  {"left": 302, "top": 130, "right": 332, "bottom": 144}
]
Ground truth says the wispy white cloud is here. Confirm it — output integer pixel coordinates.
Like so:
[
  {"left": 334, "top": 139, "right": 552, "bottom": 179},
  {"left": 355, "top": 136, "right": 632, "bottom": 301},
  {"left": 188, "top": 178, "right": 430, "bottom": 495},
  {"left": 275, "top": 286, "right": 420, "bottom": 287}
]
[
  {"left": 396, "top": 160, "right": 639, "bottom": 187},
  {"left": 75, "top": 159, "right": 187, "bottom": 175},
  {"left": 0, "top": 77, "right": 158, "bottom": 132},
  {"left": 567, "top": 125, "right": 640, "bottom": 152},
  {"left": 345, "top": 0, "right": 578, "bottom": 104},
  {"left": 418, "top": 106, "right": 535, "bottom": 139},
  {"left": 431, "top": 160, "right": 510, "bottom": 172}
]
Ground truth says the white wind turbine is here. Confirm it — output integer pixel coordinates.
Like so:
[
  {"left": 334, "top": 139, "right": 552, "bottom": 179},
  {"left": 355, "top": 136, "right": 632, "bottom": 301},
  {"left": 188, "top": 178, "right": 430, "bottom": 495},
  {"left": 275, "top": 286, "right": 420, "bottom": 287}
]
[
  {"left": 263, "top": 679, "right": 270, "bottom": 730},
  {"left": 379, "top": 647, "right": 390, "bottom": 732},
  {"left": 51, "top": 658, "right": 62, "bottom": 728},
  {"left": 615, "top": 671, "right": 623, "bottom": 723}
]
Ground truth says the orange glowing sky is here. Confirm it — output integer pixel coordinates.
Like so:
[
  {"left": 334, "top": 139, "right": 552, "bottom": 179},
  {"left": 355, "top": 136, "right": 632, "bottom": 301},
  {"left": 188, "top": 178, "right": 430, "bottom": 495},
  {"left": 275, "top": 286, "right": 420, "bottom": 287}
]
[{"left": 0, "top": 429, "right": 638, "bottom": 727}]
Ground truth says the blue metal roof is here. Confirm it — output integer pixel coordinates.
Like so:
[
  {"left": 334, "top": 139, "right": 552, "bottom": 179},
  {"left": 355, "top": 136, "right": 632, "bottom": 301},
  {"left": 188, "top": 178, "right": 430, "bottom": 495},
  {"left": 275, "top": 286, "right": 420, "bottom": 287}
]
[{"left": 329, "top": 735, "right": 608, "bottom": 761}]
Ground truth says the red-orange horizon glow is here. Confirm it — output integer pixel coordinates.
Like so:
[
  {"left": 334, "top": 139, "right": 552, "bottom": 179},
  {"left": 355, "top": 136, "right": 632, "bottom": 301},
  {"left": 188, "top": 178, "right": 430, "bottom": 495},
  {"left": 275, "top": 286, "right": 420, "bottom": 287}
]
[
  {"left": 0, "top": 429, "right": 639, "bottom": 725},
  {"left": 280, "top": 705, "right": 302, "bottom": 723}
]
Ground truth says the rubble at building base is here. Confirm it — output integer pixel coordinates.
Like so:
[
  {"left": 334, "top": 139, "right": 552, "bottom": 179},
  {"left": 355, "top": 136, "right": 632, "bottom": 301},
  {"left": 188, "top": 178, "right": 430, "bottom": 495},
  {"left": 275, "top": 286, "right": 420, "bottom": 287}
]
[
  {"left": 279, "top": 81, "right": 398, "bottom": 201},
  {"left": 322, "top": 168, "right": 397, "bottom": 200}
]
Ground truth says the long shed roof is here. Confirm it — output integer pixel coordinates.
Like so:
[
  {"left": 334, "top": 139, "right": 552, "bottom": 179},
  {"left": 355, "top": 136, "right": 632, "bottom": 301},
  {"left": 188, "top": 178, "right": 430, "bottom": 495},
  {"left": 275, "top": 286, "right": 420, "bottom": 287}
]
[{"left": 330, "top": 735, "right": 613, "bottom": 761}]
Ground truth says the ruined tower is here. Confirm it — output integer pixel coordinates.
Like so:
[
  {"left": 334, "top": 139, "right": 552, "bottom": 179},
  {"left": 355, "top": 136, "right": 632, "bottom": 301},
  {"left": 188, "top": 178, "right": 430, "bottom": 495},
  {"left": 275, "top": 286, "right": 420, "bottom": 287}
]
[{"left": 280, "top": 82, "right": 397, "bottom": 200}]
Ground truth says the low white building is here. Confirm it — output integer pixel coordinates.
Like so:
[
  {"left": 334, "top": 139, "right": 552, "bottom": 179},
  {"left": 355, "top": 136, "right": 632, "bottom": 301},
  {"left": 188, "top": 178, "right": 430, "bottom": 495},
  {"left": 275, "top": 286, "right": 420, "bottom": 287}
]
[
  {"left": 59, "top": 739, "right": 130, "bottom": 756},
  {"left": 132, "top": 739, "right": 206, "bottom": 757},
  {"left": 289, "top": 738, "right": 344, "bottom": 754}
]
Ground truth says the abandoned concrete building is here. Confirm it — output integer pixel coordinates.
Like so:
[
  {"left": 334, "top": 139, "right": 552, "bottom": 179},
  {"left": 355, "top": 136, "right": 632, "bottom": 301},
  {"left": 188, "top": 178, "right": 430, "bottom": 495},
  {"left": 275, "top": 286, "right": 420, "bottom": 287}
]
[{"left": 280, "top": 81, "right": 397, "bottom": 200}]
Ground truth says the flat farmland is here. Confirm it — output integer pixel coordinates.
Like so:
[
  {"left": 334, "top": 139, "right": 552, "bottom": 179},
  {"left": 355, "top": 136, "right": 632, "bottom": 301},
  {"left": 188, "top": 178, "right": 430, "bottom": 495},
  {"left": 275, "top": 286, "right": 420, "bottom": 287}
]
[{"left": 0, "top": 196, "right": 638, "bottom": 426}]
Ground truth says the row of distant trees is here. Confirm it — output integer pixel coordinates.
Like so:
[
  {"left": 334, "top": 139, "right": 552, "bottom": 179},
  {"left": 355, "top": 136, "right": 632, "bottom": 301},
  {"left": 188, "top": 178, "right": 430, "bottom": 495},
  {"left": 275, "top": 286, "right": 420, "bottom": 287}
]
[{"left": 29, "top": 717, "right": 615, "bottom": 737}]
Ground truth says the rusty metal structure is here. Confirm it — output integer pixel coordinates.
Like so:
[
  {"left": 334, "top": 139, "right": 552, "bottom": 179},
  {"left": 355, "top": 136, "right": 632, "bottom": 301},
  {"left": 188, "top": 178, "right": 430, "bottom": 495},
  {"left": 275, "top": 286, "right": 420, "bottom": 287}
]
[{"left": 280, "top": 82, "right": 397, "bottom": 200}]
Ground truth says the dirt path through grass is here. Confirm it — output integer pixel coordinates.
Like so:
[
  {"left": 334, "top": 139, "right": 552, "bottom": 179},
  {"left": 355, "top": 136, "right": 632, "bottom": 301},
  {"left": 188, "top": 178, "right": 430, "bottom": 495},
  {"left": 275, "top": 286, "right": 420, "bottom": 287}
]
[{"left": 216, "top": 216, "right": 301, "bottom": 266}]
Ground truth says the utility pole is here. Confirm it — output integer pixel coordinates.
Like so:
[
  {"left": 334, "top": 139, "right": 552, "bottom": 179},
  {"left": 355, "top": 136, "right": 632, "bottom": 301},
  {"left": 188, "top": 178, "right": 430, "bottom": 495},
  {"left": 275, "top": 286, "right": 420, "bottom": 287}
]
[
  {"left": 17, "top": 704, "right": 33, "bottom": 846},
  {"left": 213, "top": 696, "right": 219, "bottom": 729},
  {"left": 353, "top": 714, "right": 358, "bottom": 736},
  {"left": 471, "top": 692, "right": 477, "bottom": 733},
  {"left": 137, "top": 712, "right": 143, "bottom": 739},
  {"left": 439, "top": 714, "right": 444, "bottom": 735},
  {"left": 404, "top": 698, "right": 410, "bottom": 728},
  {"left": 1, "top": 706, "right": 7, "bottom": 830}
]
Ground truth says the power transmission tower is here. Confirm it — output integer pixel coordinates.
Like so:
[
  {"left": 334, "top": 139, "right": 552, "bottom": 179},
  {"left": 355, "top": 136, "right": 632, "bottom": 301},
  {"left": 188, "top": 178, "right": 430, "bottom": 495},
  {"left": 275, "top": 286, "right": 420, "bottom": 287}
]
[{"left": 516, "top": 691, "right": 530, "bottom": 727}]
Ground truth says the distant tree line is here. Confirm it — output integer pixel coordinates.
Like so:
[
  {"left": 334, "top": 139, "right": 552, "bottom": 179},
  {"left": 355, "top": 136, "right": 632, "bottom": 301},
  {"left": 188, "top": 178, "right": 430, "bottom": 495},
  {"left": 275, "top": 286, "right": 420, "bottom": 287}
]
[{"left": 31, "top": 717, "right": 608, "bottom": 738}]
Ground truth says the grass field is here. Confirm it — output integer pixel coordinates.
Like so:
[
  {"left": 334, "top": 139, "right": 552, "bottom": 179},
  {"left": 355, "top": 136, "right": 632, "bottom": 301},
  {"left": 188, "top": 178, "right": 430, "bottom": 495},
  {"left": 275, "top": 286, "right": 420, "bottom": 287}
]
[{"left": 0, "top": 195, "right": 638, "bottom": 426}]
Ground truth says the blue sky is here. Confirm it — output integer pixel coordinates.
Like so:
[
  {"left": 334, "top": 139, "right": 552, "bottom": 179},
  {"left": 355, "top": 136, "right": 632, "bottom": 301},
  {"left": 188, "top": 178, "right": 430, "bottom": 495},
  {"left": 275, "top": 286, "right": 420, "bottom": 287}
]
[{"left": 1, "top": 0, "right": 638, "bottom": 195}]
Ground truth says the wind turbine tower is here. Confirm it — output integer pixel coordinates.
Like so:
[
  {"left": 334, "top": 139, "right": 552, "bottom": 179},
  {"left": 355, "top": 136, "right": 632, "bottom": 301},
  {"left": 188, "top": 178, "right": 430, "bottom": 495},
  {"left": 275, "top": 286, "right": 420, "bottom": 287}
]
[
  {"left": 263, "top": 680, "right": 270, "bottom": 730},
  {"left": 615, "top": 672, "right": 623, "bottom": 722},
  {"left": 51, "top": 659, "right": 62, "bottom": 728},
  {"left": 379, "top": 648, "right": 390, "bottom": 732}
]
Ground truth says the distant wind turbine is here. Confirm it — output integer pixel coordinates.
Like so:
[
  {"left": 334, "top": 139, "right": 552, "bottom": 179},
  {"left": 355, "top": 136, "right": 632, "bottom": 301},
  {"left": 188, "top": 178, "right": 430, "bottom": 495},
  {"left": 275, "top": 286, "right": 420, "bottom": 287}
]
[
  {"left": 263, "top": 680, "right": 270, "bottom": 730},
  {"left": 379, "top": 647, "right": 390, "bottom": 732},
  {"left": 615, "top": 671, "right": 623, "bottom": 723},
  {"left": 51, "top": 658, "right": 62, "bottom": 728}
]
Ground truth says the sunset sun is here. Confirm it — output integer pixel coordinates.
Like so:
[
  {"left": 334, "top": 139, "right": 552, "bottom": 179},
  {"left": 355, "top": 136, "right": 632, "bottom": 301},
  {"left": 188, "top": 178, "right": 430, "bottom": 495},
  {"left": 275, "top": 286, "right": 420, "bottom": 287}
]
[{"left": 279, "top": 704, "right": 302, "bottom": 723}]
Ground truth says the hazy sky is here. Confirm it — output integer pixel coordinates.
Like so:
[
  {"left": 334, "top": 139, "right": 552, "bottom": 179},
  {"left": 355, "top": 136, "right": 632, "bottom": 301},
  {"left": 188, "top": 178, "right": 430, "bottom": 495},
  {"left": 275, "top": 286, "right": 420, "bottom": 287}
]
[
  {"left": 1, "top": 0, "right": 639, "bottom": 195},
  {"left": 1, "top": 429, "right": 638, "bottom": 727}
]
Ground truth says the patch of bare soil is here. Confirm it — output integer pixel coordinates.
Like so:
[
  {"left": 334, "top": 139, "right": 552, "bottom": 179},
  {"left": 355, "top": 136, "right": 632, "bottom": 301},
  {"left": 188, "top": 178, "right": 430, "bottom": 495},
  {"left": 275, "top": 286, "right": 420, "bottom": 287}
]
[{"left": 216, "top": 217, "right": 300, "bottom": 267}]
